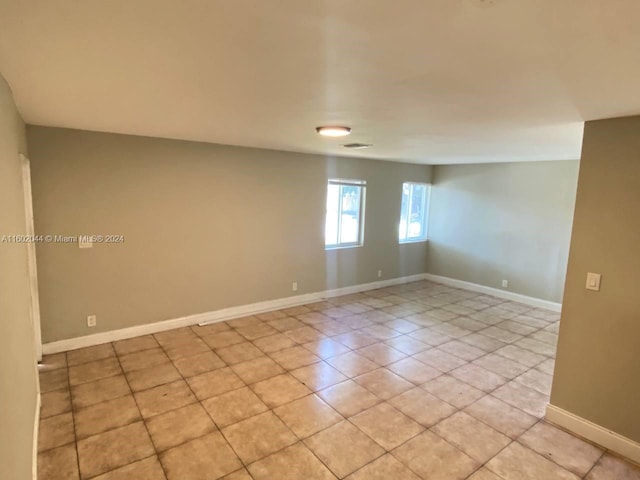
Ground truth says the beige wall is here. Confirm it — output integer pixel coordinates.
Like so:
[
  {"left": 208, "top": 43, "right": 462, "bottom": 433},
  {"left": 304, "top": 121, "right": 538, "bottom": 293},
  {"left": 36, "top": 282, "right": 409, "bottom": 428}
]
[
  {"left": 551, "top": 116, "right": 640, "bottom": 442},
  {"left": 27, "top": 127, "right": 431, "bottom": 342},
  {"left": 426, "top": 161, "right": 579, "bottom": 303},
  {"left": 0, "top": 75, "right": 38, "bottom": 479}
]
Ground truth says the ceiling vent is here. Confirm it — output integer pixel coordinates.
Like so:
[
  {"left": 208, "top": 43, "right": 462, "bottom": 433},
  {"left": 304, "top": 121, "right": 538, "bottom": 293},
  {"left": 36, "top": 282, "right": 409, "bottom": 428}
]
[{"left": 343, "top": 143, "right": 372, "bottom": 149}]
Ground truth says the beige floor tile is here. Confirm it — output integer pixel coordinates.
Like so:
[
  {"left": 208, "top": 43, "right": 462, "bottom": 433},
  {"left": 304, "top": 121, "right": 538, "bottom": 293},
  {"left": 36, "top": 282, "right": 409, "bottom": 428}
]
[
  {"left": 69, "top": 357, "right": 122, "bottom": 386},
  {"left": 384, "top": 318, "right": 422, "bottom": 333},
  {"left": 253, "top": 333, "right": 297, "bottom": 353},
  {"left": 77, "top": 421, "right": 155, "bottom": 479},
  {"left": 41, "top": 388, "right": 72, "bottom": 419},
  {"left": 186, "top": 367, "right": 245, "bottom": 400},
  {"left": 249, "top": 443, "right": 337, "bottom": 480},
  {"left": 486, "top": 442, "right": 579, "bottom": 480},
  {"left": 459, "top": 333, "right": 507, "bottom": 353},
  {"left": 325, "top": 351, "right": 380, "bottom": 377},
  {"left": 126, "top": 362, "right": 182, "bottom": 392},
  {"left": 230, "top": 356, "right": 284, "bottom": 384},
  {"left": 431, "top": 322, "right": 472, "bottom": 339},
  {"left": 267, "top": 316, "right": 305, "bottom": 332},
  {"left": 351, "top": 402, "right": 424, "bottom": 450},
  {"left": 585, "top": 453, "right": 640, "bottom": 479},
  {"left": 413, "top": 348, "right": 467, "bottom": 372},
  {"left": 134, "top": 380, "right": 197, "bottom": 418},
  {"left": 91, "top": 456, "right": 166, "bottom": 480},
  {"left": 345, "top": 454, "right": 420, "bottom": 480},
  {"left": 146, "top": 403, "right": 216, "bottom": 452},
  {"left": 38, "top": 443, "right": 79, "bottom": 480},
  {"left": 303, "top": 338, "right": 351, "bottom": 359},
  {"left": 479, "top": 326, "right": 524, "bottom": 343},
  {"left": 235, "top": 323, "right": 278, "bottom": 340},
  {"left": 305, "top": 421, "right": 385, "bottom": 478},
  {"left": 496, "top": 319, "right": 539, "bottom": 336},
  {"left": 389, "top": 387, "right": 457, "bottom": 427},
  {"left": 227, "top": 315, "right": 262, "bottom": 328},
  {"left": 113, "top": 335, "right": 159, "bottom": 356},
  {"left": 494, "top": 344, "right": 546, "bottom": 367},
  {"left": 71, "top": 375, "right": 130, "bottom": 409},
  {"left": 39, "top": 353, "right": 68, "bottom": 372},
  {"left": 514, "top": 368, "right": 553, "bottom": 395},
  {"left": 536, "top": 358, "right": 556, "bottom": 375},
  {"left": 39, "top": 412, "right": 75, "bottom": 452},
  {"left": 201, "top": 386, "right": 268, "bottom": 427},
  {"left": 269, "top": 345, "right": 320, "bottom": 370},
  {"left": 354, "top": 368, "right": 413, "bottom": 400},
  {"left": 252, "top": 373, "right": 312, "bottom": 408},
  {"left": 432, "top": 411, "right": 511, "bottom": 463},
  {"left": 67, "top": 344, "right": 116, "bottom": 366},
  {"left": 164, "top": 338, "right": 211, "bottom": 360},
  {"left": 472, "top": 352, "right": 531, "bottom": 379},
  {"left": 284, "top": 326, "right": 326, "bottom": 344},
  {"left": 202, "top": 330, "right": 245, "bottom": 349},
  {"left": 439, "top": 340, "right": 486, "bottom": 361},
  {"left": 222, "top": 411, "right": 297, "bottom": 464},
  {"left": 317, "top": 380, "right": 381, "bottom": 417},
  {"left": 450, "top": 363, "right": 507, "bottom": 392},
  {"left": 384, "top": 336, "right": 430, "bottom": 355},
  {"left": 515, "top": 337, "right": 556, "bottom": 357},
  {"left": 40, "top": 369, "right": 70, "bottom": 393},
  {"left": 160, "top": 432, "right": 242, "bottom": 480},
  {"left": 464, "top": 394, "right": 537, "bottom": 438},
  {"left": 387, "top": 357, "right": 441, "bottom": 384},
  {"left": 422, "top": 375, "right": 485, "bottom": 409},
  {"left": 492, "top": 381, "right": 549, "bottom": 417},
  {"left": 220, "top": 468, "right": 253, "bottom": 480},
  {"left": 291, "top": 362, "right": 348, "bottom": 391},
  {"left": 392, "top": 430, "right": 478, "bottom": 480},
  {"left": 467, "top": 467, "right": 504, "bottom": 479},
  {"left": 331, "top": 331, "right": 379, "bottom": 349},
  {"left": 273, "top": 394, "right": 343, "bottom": 438},
  {"left": 408, "top": 328, "right": 452, "bottom": 346},
  {"left": 256, "top": 310, "right": 288, "bottom": 321},
  {"left": 172, "top": 350, "right": 225, "bottom": 377},
  {"left": 216, "top": 342, "right": 265, "bottom": 365},
  {"left": 356, "top": 343, "right": 407, "bottom": 366},
  {"left": 118, "top": 347, "right": 169, "bottom": 373},
  {"left": 75, "top": 395, "right": 141, "bottom": 439},
  {"left": 192, "top": 321, "right": 230, "bottom": 336},
  {"left": 519, "top": 421, "right": 603, "bottom": 476}
]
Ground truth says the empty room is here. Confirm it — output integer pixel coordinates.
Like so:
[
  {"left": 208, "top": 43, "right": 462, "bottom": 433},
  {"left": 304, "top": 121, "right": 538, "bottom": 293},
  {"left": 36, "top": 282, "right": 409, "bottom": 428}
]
[{"left": 1, "top": 1, "right": 639, "bottom": 479}]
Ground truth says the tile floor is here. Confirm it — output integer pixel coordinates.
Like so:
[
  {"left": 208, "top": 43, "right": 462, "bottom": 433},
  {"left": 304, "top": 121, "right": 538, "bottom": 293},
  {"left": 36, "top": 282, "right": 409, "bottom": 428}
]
[{"left": 37, "top": 280, "right": 640, "bottom": 479}]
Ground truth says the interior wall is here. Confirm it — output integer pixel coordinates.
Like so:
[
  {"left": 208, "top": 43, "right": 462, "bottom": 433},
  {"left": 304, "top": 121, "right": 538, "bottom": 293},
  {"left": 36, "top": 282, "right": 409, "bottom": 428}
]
[
  {"left": 426, "top": 161, "right": 579, "bottom": 303},
  {"left": 27, "top": 126, "right": 431, "bottom": 343},
  {"left": 0, "top": 75, "right": 38, "bottom": 479},
  {"left": 551, "top": 116, "right": 640, "bottom": 443}
]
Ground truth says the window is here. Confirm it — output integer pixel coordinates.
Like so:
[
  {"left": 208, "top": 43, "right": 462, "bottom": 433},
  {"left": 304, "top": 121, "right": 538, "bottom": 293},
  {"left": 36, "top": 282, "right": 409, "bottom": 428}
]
[
  {"left": 325, "top": 178, "right": 366, "bottom": 249},
  {"left": 399, "top": 182, "right": 430, "bottom": 243}
]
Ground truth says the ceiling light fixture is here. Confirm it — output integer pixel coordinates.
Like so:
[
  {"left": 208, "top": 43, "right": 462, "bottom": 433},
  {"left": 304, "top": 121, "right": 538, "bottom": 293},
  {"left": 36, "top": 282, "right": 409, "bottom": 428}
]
[{"left": 316, "top": 126, "right": 352, "bottom": 137}]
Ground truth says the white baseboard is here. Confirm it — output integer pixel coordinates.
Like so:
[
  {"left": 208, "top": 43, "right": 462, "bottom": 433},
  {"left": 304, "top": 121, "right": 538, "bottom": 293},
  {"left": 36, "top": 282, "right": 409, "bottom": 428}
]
[
  {"left": 42, "top": 273, "right": 428, "bottom": 354},
  {"left": 422, "top": 273, "right": 562, "bottom": 312},
  {"left": 32, "top": 392, "right": 40, "bottom": 480},
  {"left": 546, "top": 404, "right": 640, "bottom": 465}
]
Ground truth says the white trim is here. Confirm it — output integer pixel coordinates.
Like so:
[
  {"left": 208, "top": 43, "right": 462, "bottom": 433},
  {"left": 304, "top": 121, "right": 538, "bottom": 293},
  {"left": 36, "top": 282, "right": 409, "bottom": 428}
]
[
  {"left": 20, "top": 154, "right": 43, "bottom": 361},
  {"left": 546, "top": 404, "right": 640, "bottom": 465},
  {"left": 42, "top": 273, "right": 427, "bottom": 354},
  {"left": 32, "top": 392, "right": 40, "bottom": 480},
  {"left": 422, "top": 273, "right": 562, "bottom": 312}
]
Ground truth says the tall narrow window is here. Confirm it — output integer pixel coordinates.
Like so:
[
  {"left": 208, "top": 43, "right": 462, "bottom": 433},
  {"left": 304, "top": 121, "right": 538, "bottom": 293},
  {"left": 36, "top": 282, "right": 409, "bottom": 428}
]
[
  {"left": 399, "top": 182, "right": 430, "bottom": 243},
  {"left": 325, "top": 178, "right": 366, "bottom": 249}
]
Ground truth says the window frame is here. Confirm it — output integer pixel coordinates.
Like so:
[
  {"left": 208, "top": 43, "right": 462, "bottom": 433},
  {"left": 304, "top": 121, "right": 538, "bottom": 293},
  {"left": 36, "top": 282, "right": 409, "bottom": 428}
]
[
  {"left": 324, "top": 178, "right": 367, "bottom": 250},
  {"left": 399, "top": 181, "right": 431, "bottom": 244}
]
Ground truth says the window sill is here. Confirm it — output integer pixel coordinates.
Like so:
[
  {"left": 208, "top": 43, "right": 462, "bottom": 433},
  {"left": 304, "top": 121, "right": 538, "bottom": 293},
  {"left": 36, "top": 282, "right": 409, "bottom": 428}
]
[
  {"left": 399, "top": 239, "right": 428, "bottom": 245},
  {"left": 325, "top": 244, "right": 364, "bottom": 251}
]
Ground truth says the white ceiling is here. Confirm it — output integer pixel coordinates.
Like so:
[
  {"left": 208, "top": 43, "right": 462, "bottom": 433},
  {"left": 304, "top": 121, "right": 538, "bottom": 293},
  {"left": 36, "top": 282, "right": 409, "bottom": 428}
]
[{"left": 0, "top": 0, "right": 639, "bottom": 164}]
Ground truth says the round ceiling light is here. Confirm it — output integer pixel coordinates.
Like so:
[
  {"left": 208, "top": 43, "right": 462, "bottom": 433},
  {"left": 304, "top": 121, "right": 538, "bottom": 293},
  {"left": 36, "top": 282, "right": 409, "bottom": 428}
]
[{"left": 316, "top": 126, "right": 352, "bottom": 137}]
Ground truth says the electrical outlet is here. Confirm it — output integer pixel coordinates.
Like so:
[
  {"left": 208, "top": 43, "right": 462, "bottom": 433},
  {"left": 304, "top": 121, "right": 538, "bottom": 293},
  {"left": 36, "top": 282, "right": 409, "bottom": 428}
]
[
  {"left": 292, "top": 281, "right": 298, "bottom": 292},
  {"left": 502, "top": 279, "right": 509, "bottom": 288},
  {"left": 87, "top": 315, "right": 97, "bottom": 327},
  {"left": 377, "top": 270, "right": 382, "bottom": 278}
]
